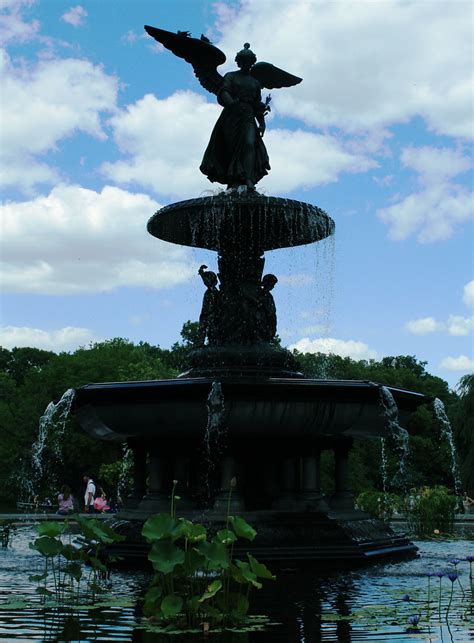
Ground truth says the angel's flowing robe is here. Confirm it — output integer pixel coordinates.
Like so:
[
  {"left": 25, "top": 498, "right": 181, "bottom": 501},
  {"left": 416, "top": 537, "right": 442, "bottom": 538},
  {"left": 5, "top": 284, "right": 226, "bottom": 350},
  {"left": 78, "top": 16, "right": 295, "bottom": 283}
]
[{"left": 200, "top": 70, "right": 270, "bottom": 187}]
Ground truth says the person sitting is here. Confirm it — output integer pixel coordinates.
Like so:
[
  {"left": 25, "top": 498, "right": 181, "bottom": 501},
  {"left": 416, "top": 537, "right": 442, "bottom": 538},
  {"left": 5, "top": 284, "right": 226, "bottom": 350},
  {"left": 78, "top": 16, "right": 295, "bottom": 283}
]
[
  {"left": 93, "top": 487, "right": 110, "bottom": 513},
  {"left": 463, "top": 491, "right": 474, "bottom": 514},
  {"left": 57, "top": 486, "right": 74, "bottom": 515}
]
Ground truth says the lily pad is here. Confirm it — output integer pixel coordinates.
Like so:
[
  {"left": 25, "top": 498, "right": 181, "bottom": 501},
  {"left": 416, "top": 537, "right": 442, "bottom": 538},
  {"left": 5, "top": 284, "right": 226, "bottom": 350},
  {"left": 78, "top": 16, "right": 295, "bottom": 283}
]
[{"left": 149, "top": 540, "right": 185, "bottom": 574}]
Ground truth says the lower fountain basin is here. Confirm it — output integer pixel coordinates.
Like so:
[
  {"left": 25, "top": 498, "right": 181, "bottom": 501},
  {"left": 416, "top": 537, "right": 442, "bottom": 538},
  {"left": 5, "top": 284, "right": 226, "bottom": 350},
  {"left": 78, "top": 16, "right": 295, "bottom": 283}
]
[
  {"left": 147, "top": 192, "right": 334, "bottom": 251},
  {"left": 73, "top": 377, "right": 430, "bottom": 442}
]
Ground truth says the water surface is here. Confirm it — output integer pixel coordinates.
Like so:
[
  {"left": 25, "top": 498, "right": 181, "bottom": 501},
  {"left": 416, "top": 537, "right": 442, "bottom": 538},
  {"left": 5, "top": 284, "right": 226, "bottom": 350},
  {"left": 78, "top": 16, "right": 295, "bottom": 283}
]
[{"left": 0, "top": 527, "right": 472, "bottom": 642}]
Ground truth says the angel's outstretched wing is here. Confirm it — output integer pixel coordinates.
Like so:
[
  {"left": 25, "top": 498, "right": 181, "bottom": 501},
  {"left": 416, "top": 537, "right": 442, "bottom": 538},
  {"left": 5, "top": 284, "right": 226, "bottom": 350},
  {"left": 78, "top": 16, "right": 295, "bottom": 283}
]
[
  {"left": 250, "top": 62, "right": 302, "bottom": 90},
  {"left": 144, "top": 26, "right": 226, "bottom": 96}
]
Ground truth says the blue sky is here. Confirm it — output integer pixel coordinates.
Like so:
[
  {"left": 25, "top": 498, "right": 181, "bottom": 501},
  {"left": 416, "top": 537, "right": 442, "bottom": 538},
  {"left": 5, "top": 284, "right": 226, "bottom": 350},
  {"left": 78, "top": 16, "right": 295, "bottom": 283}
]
[{"left": 1, "top": 0, "right": 473, "bottom": 388}]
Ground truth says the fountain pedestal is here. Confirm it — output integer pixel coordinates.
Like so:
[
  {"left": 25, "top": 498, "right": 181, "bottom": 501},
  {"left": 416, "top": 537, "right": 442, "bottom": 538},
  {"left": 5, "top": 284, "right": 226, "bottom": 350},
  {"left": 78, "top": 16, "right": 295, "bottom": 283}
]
[{"left": 73, "top": 191, "right": 427, "bottom": 566}]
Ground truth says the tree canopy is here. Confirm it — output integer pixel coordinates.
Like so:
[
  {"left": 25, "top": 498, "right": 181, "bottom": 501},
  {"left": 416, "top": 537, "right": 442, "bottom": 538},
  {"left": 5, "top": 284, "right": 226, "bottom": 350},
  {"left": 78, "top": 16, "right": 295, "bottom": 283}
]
[{"left": 0, "top": 322, "right": 471, "bottom": 507}]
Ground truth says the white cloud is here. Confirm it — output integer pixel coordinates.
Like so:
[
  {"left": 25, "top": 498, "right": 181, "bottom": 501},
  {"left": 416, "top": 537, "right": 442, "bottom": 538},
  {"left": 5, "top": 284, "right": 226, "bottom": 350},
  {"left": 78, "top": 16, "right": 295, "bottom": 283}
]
[
  {"left": 0, "top": 325, "right": 97, "bottom": 351},
  {"left": 102, "top": 91, "right": 215, "bottom": 199},
  {"left": 464, "top": 281, "right": 474, "bottom": 308},
  {"left": 405, "top": 317, "right": 443, "bottom": 335},
  {"left": 289, "top": 336, "right": 377, "bottom": 360},
  {"left": 401, "top": 146, "right": 472, "bottom": 183},
  {"left": 439, "top": 355, "right": 474, "bottom": 372},
  {"left": 0, "top": 48, "right": 117, "bottom": 191},
  {"left": 102, "top": 91, "right": 374, "bottom": 198},
  {"left": 0, "top": 0, "right": 39, "bottom": 45},
  {"left": 446, "top": 315, "right": 474, "bottom": 337},
  {"left": 377, "top": 146, "right": 473, "bottom": 242},
  {"left": 0, "top": 184, "right": 195, "bottom": 294},
  {"left": 215, "top": 0, "right": 472, "bottom": 139},
  {"left": 61, "top": 5, "right": 87, "bottom": 27}
]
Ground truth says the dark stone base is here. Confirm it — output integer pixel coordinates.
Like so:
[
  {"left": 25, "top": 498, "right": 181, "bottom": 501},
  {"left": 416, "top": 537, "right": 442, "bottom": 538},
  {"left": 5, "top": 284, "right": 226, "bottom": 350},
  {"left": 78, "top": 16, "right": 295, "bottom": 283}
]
[
  {"left": 107, "top": 509, "right": 418, "bottom": 568},
  {"left": 180, "top": 343, "right": 302, "bottom": 378}
]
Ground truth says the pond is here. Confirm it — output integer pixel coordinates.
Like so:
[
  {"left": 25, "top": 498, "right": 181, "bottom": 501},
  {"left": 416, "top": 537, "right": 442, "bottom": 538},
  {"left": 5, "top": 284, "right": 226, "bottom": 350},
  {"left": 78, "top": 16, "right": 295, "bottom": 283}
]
[{"left": 0, "top": 526, "right": 472, "bottom": 642}]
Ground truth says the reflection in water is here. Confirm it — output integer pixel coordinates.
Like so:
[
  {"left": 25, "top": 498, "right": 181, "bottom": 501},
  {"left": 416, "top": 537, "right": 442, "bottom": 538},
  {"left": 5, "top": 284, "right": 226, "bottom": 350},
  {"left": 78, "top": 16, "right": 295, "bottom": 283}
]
[{"left": 0, "top": 527, "right": 471, "bottom": 642}]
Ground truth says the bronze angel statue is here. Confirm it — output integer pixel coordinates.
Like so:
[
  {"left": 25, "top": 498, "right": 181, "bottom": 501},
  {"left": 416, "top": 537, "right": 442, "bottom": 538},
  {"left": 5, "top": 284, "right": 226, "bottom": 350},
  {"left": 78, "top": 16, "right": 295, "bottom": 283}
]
[{"left": 144, "top": 26, "right": 302, "bottom": 190}]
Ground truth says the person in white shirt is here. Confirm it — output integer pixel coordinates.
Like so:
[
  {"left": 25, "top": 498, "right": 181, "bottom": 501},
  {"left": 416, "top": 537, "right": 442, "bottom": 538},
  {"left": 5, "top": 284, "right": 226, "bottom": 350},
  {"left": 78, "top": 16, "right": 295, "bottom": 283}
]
[{"left": 83, "top": 474, "right": 96, "bottom": 513}]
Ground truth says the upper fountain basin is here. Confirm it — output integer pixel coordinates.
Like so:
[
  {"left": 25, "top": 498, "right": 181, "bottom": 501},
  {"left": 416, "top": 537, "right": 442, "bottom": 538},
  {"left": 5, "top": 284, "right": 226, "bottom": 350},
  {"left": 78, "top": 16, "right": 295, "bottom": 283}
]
[
  {"left": 147, "top": 192, "right": 335, "bottom": 252},
  {"left": 73, "top": 378, "right": 430, "bottom": 443}
]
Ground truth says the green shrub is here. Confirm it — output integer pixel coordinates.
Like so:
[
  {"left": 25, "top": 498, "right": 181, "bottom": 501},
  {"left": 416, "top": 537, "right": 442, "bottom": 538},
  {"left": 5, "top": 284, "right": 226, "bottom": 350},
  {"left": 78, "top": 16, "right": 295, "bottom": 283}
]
[
  {"left": 141, "top": 481, "right": 275, "bottom": 631},
  {"left": 405, "top": 486, "right": 457, "bottom": 537},
  {"left": 356, "top": 491, "right": 402, "bottom": 521}
]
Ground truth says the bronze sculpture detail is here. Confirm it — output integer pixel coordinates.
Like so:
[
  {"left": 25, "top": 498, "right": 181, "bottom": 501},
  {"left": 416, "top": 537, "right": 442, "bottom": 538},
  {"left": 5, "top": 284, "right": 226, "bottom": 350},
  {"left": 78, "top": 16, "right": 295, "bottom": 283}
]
[{"left": 144, "top": 26, "right": 302, "bottom": 189}]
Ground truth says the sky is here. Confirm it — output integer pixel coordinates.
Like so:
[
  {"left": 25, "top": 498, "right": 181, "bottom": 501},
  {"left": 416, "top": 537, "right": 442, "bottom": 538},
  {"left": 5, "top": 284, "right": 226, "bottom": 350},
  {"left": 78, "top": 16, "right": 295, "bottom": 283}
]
[{"left": 0, "top": 0, "right": 473, "bottom": 389}]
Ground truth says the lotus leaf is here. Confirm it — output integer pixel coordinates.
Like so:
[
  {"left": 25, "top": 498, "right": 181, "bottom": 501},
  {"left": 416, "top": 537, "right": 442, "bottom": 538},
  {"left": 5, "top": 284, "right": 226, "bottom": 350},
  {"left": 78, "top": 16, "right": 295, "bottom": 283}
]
[
  {"left": 198, "top": 579, "right": 223, "bottom": 602},
  {"left": 183, "top": 548, "right": 206, "bottom": 574},
  {"left": 235, "top": 560, "right": 262, "bottom": 588},
  {"left": 30, "top": 535, "right": 63, "bottom": 557},
  {"left": 145, "top": 585, "right": 163, "bottom": 603},
  {"left": 77, "top": 517, "right": 124, "bottom": 544},
  {"left": 60, "top": 543, "right": 83, "bottom": 561},
  {"left": 195, "top": 541, "right": 230, "bottom": 570},
  {"left": 186, "top": 522, "right": 207, "bottom": 542},
  {"left": 64, "top": 562, "right": 82, "bottom": 582},
  {"left": 161, "top": 594, "right": 183, "bottom": 618},
  {"left": 28, "top": 572, "right": 48, "bottom": 582},
  {"left": 88, "top": 556, "right": 107, "bottom": 572},
  {"left": 214, "top": 529, "right": 237, "bottom": 545},
  {"left": 247, "top": 553, "right": 276, "bottom": 580},
  {"left": 228, "top": 516, "right": 257, "bottom": 541},
  {"left": 36, "top": 521, "right": 68, "bottom": 537},
  {"left": 142, "top": 513, "right": 183, "bottom": 542},
  {"left": 149, "top": 540, "right": 185, "bottom": 574}
]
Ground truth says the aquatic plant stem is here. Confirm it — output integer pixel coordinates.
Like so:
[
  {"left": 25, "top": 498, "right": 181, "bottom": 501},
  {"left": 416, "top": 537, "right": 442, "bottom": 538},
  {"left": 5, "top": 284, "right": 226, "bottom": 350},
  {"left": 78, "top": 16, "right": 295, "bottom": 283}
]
[
  {"left": 446, "top": 582, "right": 454, "bottom": 624},
  {"left": 427, "top": 576, "right": 431, "bottom": 621},
  {"left": 438, "top": 576, "right": 443, "bottom": 622},
  {"left": 171, "top": 480, "right": 178, "bottom": 517}
]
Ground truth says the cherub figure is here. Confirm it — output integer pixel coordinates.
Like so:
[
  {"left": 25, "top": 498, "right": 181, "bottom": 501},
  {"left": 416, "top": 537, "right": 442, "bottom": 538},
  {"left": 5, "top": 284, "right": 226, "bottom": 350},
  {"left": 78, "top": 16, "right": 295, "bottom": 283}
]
[
  {"left": 260, "top": 274, "right": 278, "bottom": 341},
  {"left": 198, "top": 264, "right": 220, "bottom": 346},
  {"left": 144, "top": 26, "right": 302, "bottom": 190}
]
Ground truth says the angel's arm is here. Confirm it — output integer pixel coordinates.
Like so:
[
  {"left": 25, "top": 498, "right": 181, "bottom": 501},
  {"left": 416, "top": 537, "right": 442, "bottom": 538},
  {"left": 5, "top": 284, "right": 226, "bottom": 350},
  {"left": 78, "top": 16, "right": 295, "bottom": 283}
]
[{"left": 217, "top": 73, "right": 236, "bottom": 107}]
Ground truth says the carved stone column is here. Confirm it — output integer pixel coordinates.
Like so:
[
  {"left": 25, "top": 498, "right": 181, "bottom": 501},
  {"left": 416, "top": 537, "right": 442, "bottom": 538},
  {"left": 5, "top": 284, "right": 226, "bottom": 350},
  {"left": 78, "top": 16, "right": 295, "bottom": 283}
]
[
  {"left": 214, "top": 456, "right": 244, "bottom": 512},
  {"left": 273, "top": 456, "right": 299, "bottom": 509},
  {"left": 300, "top": 451, "right": 328, "bottom": 511},
  {"left": 138, "top": 443, "right": 169, "bottom": 512},
  {"left": 330, "top": 439, "right": 355, "bottom": 511},
  {"left": 172, "top": 456, "right": 196, "bottom": 511},
  {"left": 125, "top": 440, "right": 147, "bottom": 508}
]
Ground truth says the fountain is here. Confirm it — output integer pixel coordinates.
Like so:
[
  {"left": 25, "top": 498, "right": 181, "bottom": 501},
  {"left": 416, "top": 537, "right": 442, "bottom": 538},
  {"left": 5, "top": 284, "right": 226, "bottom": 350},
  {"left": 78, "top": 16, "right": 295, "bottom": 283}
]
[{"left": 73, "top": 27, "right": 431, "bottom": 566}]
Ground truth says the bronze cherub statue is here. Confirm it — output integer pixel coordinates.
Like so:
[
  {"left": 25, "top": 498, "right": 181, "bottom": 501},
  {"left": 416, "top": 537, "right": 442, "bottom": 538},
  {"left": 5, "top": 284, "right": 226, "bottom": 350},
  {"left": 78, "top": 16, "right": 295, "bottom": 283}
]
[{"left": 144, "top": 26, "right": 302, "bottom": 190}]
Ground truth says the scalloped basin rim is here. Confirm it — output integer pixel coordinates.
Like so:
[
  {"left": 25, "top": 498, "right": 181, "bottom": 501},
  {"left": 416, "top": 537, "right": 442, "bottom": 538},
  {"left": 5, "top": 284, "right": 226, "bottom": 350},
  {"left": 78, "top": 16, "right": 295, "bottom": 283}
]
[
  {"left": 73, "top": 378, "right": 431, "bottom": 442},
  {"left": 147, "top": 193, "right": 335, "bottom": 251}
]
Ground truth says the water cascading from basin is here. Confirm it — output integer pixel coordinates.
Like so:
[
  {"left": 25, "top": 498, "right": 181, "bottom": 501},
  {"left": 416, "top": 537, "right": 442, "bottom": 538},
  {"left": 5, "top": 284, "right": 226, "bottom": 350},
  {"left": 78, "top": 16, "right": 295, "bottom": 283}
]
[
  {"left": 432, "top": 398, "right": 463, "bottom": 498},
  {"left": 202, "top": 381, "right": 227, "bottom": 508},
  {"left": 380, "top": 438, "right": 388, "bottom": 493},
  {"left": 379, "top": 386, "right": 410, "bottom": 490},
  {"left": 24, "top": 388, "right": 76, "bottom": 501}
]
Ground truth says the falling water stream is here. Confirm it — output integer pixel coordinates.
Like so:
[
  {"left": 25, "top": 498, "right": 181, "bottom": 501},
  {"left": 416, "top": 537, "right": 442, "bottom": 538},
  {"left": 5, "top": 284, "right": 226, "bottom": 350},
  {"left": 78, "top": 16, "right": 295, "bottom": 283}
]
[
  {"left": 432, "top": 397, "right": 463, "bottom": 497},
  {"left": 23, "top": 388, "right": 76, "bottom": 501},
  {"left": 379, "top": 386, "right": 410, "bottom": 490},
  {"left": 202, "top": 381, "right": 226, "bottom": 506},
  {"left": 380, "top": 438, "right": 388, "bottom": 493}
]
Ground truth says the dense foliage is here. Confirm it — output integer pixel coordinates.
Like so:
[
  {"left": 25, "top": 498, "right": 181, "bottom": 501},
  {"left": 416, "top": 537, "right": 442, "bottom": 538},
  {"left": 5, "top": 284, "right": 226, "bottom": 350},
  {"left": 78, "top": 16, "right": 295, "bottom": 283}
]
[
  {"left": 0, "top": 322, "right": 471, "bottom": 507},
  {"left": 141, "top": 481, "right": 274, "bottom": 632}
]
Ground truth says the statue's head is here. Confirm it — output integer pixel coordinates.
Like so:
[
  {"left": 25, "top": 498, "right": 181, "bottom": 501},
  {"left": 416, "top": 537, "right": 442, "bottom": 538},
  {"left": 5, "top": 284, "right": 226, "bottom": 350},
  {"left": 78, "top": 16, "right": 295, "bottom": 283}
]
[
  {"left": 262, "top": 274, "right": 278, "bottom": 290},
  {"left": 235, "top": 43, "right": 257, "bottom": 70}
]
